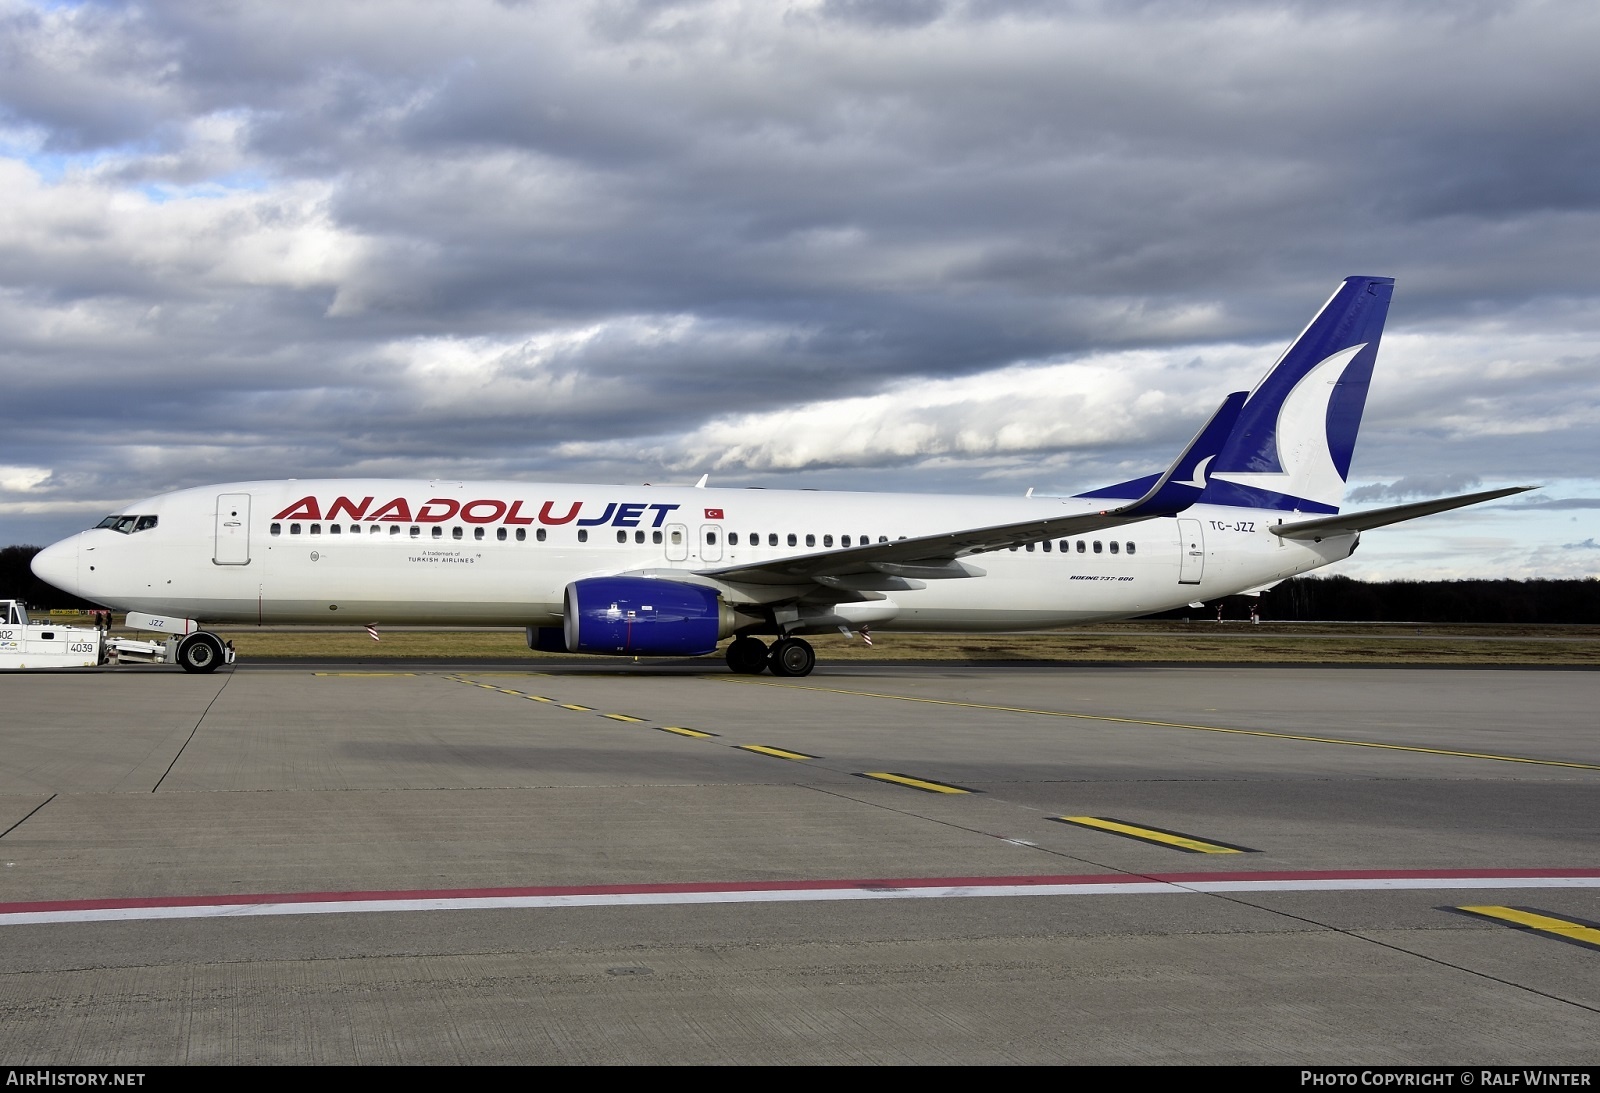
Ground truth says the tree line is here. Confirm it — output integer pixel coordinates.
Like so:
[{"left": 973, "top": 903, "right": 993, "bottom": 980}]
[
  {"left": 1, "top": 545, "right": 96, "bottom": 610},
  {"left": 3, "top": 542, "right": 1596, "bottom": 623},
  {"left": 1150, "top": 573, "right": 1600, "bottom": 623}
]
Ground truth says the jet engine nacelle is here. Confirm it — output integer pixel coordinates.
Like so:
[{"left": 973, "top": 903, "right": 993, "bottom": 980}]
[{"left": 558, "top": 577, "right": 743, "bottom": 656}]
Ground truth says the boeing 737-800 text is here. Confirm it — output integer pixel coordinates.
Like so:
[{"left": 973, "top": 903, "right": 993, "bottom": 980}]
[{"left": 30, "top": 276, "right": 1530, "bottom": 675}]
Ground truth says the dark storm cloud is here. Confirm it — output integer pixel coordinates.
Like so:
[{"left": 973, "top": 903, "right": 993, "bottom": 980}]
[{"left": 1, "top": 0, "right": 1596, "bottom": 577}]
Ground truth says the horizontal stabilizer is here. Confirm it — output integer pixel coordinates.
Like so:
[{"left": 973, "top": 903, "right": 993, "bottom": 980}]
[{"left": 1269, "top": 486, "right": 1536, "bottom": 541}]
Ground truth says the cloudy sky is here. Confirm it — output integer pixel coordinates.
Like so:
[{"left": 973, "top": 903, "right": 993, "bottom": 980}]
[{"left": 2, "top": 0, "right": 1597, "bottom": 581}]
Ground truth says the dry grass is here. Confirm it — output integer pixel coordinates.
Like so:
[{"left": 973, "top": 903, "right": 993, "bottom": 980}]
[{"left": 66, "top": 616, "right": 1598, "bottom": 666}]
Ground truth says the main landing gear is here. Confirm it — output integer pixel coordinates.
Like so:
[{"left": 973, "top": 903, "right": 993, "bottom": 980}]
[
  {"left": 723, "top": 635, "right": 816, "bottom": 677},
  {"left": 725, "top": 636, "right": 769, "bottom": 674}
]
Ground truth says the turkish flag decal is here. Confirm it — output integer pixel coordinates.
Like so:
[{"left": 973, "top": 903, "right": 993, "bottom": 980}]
[{"left": 704, "top": 508, "right": 724, "bottom": 520}]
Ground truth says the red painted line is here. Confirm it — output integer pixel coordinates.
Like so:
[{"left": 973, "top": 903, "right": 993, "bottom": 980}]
[{"left": 4, "top": 867, "right": 1598, "bottom": 917}]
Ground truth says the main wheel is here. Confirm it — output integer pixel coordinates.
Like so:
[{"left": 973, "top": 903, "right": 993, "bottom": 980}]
[
  {"left": 177, "top": 632, "right": 224, "bottom": 674},
  {"left": 724, "top": 636, "right": 769, "bottom": 675},
  {"left": 768, "top": 637, "right": 815, "bottom": 677}
]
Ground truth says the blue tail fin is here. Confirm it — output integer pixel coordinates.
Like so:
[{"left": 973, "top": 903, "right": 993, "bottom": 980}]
[{"left": 1201, "top": 275, "right": 1394, "bottom": 513}]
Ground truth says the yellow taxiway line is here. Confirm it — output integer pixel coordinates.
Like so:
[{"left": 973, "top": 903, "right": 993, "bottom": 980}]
[
  {"left": 1455, "top": 905, "right": 1600, "bottom": 951},
  {"left": 1053, "top": 815, "right": 1254, "bottom": 854},
  {"left": 736, "top": 745, "right": 817, "bottom": 761},
  {"left": 858, "top": 772, "right": 972, "bottom": 794}
]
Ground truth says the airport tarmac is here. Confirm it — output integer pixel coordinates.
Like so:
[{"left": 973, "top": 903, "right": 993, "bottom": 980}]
[{"left": 1, "top": 660, "right": 1597, "bottom": 1065}]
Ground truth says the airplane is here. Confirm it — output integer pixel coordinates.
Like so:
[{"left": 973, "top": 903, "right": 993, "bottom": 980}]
[{"left": 30, "top": 275, "right": 1531, "bottom": 676}]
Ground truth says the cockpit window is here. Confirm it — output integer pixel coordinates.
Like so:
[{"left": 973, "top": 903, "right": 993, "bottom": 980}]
[{"left": 97, "top": 514, "right": 158, "bottom": 533}]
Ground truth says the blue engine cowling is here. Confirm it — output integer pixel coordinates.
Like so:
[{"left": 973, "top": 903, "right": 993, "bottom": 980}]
[{"left": 560, "top": 577, "right": 729, "bottom": 656}]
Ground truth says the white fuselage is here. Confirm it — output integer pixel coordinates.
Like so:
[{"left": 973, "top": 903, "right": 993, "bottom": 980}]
[{"left": 35, "top": 479, "right": 1354, "bottom": 630}]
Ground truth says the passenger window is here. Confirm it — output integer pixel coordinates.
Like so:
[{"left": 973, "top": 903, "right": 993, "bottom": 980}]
[
  {"left": 390, "top": 524, "right": 401, "bottom": 535},
  {"left": 516, "top": 529, "right": 527, "bottom": 542},
  {"left": 842, "top": 535, "right": 851, "bottom": 547},
  {"left": 310, "top": 523, "right": 321, "bottom": 535},
  {"left": 1010, "top": 545, "right": 1019, "bottom": 552},
  {"left": 329, "top": 524, "right": 341, "bottom": 535},
  {"left": 635, "top": 530, "right": 645, "bottom": 544},
  {"left": 536, "top": 528, "right": 546, "bottom": 542},
  {"left": 879, "top": 536, "right": 888, "bottom": 543},
  {"left": 805, "top": 534, "right": 814, "bottom": 547},
  {"left": 497, "top": 528, "right": 507, "bottom": 541},
  {"left": 353, "top": 525, "right": 362, "bottom": 535},
  {"left": 617, "top": 530, "right": 628, "bottom": 543},
  {"left": 1042, "top": 540, "right": 1050, "bottom": 552},
  {"left": 823, "top": 535, "right": 833, "bottom": 547},
  {"left": 270, "top": 523, "right": 281, "bottom": 536},
  {"left": 474, "top": 527, "right": 484, "bottom": 540},
  {"left": 1109, "top": 541, "right": 1119, "bottom": 554},
  {"left": 1093, "top": 541, "right": 1102, "bottom": 553},
  {"left": 1076, "top": 541, "right": 1085, "bottom": 553},
  {"left": 1127, "top": 542, "right": 1136, "bottom": 555},
  {"left": 653, "top": 530, "right": 662, "bottom": 544},
  {"left": 729, "top": 533, "right": 739, "bottom": 545},
  {"left": 1025, "top": 543, "right": 1035, "bottom": 552},
  {"left": 578, "top": 530, "right": 588, "bottom": 543},
  {"left": 707, "top": 532, "right": 718, "bottom": 545},
  {"left": 672, "top": 530, "right": 683, "bottom": 544},
  {"left": 410, "top": 526, "right": 420, "bottom": 538},
  {"left": 787, "top": 533, "right": 797, "bottom": 547},
  {"left": 432, "top": 526, "right": 442, "bottom": 539},
  {"left": 768, "top": 533, "right": 778, "bottom": 546},
  {"left": 452, "top": 526, "right": 463, "bottom": 540},
  {"left": 1059, "top": 540, "right": 1068, "bottom": 552}
]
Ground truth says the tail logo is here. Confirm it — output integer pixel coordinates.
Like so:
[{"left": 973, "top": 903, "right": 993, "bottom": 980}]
[
  {"left": 1177, "top": 455, "right": 1214, "bottom": 490},
  {"left": 1210, "top": 343, "right": 1366, "bottom": 509}
]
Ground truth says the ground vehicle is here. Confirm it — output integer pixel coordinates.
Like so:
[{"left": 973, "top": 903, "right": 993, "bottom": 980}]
[{"left": 0, "top": 600, "right": 235, "bottom": 670}]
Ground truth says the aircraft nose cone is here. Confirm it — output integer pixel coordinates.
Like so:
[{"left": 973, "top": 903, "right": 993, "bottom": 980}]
[{"left": 31, "top": 536, "right": 80, "bottom": 596}]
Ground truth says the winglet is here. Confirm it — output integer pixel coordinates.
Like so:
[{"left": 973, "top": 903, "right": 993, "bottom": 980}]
[{"left": 1116, "top": 391, "right": 1248, "bottom": 519}]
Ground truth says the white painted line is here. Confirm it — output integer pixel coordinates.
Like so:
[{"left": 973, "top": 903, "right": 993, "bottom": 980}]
[{"left": 4, "top": 872, "right": 1599, "bottom": 926}]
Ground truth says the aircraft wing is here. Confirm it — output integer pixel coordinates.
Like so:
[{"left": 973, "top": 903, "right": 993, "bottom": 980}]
[
  {"left": 1268, "top": 485, "right": 1537, "bottom": 541},
  {"left": 696, "top": 391, "right": 1247, "bottom": 589}
]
